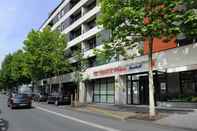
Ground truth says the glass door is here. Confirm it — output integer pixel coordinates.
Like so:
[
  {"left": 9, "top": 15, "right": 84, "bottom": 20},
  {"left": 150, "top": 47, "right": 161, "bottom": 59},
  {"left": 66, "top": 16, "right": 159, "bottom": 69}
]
[{"left": 132, "top": 81, "right": 140, "bottom": 104}]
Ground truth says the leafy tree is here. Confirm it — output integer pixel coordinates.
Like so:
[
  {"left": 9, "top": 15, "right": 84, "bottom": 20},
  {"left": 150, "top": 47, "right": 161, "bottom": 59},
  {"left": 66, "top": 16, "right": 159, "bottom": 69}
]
[
  {"left": 0, "top": 50, "right": 31, "bottom": 91},
  {"left": 0, "top": 54, "right": 15, "bottom": 89},
  {"left": 10, "top": 50, "right": 31, "bottom": 86},
  {"left": 23, "top": 27, "right": 71, "bottom": 81},
  {"left": 96, "top": 0, "right": 197, "bottom": 117},
  {"left": 67, "top": 48, "right": 88, "bottom": 106}
]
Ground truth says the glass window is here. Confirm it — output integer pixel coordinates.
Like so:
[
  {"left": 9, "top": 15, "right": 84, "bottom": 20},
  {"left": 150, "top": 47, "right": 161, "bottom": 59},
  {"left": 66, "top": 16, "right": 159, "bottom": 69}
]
[
  {"left": 94, "top": 81, "right": 100, "bottom": 94},
  {"left": 107, "top": 95, "right": 114, "bottom": 103},
  {"left": 94, "top": 95, "right": 100, "bottom": 103},
  {"left": 108, "top": 82, "right": 114, "bottom": 95},
  {"left": 100, "top": 95, "right": 107, "bottom": 103},
  {"left": 181, "top": 71, "right": 197, "bottom": 95},
  {"left": 100, "top": 80, "right": 107, "bottom": 95},
  {"left": 93, "top": 78, "right": 115, "bottom": 104}
]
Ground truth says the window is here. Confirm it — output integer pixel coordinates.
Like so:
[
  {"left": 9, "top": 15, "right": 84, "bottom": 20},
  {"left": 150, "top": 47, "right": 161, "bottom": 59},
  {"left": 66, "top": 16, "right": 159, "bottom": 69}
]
[
  {"left": 87, "top": 57, "right": 96, "bottom": 67},
  {"left": 85, "top": 17, "right": 96, "bottom": 32},
  {"left": 177, "top": 38, "right": 195, "bottom": 47},
  {"left": 70, "top": 0, "right": 80, "bottom": 8},
  {"left": 84, "top": 36, "right": 97, "bottom": 51},
  {"left": 83, "top": 0, "right": 97, "bottom": 14},
  {"left": 70, "top": 27, "right": 81, "bottom": 40},
  {"left": 180, "top": 71, "right": 197, "bottom": 95},
  {"left": 70, "top": 10, "right": 81, "bottom": 23},
  {"left": 93, "top": 78, "right": 115, "bottom": 104}
]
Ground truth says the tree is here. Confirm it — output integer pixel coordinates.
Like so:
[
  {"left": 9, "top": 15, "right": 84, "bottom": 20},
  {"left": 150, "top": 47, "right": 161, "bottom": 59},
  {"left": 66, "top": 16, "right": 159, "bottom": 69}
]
[
  {"left": 68, "top": 47, "right": 88, "bottom": 106},
  {"left": 23, "top": 27, "right": 71, "bottom": 81},
  {"left": 96, "top": 0, "right": 197, "bottom": 118},
  {"left": 0, "top": 54, "right": 15, "bottom": 89},
  {"left": 0, "top": 50, "right": 31, "bottom": 91},
  {"left": 10, "top": 50, "right": 31, "bottom": 86}
]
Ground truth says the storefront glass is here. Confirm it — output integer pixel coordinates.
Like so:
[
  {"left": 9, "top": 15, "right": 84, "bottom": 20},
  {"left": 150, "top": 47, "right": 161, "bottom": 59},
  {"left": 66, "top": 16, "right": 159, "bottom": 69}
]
[
  {"left": 180, "top": 71, "right": 197, "bottom": 96},
  {"left": 93, "top": 78, "right": 115, "bottom": 104}
]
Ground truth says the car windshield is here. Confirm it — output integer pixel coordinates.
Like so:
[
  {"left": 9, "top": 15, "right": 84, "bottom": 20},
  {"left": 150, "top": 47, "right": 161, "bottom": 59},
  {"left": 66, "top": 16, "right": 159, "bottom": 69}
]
[{"left": 15, "top": 94, "right": 28, "bottom": 99}]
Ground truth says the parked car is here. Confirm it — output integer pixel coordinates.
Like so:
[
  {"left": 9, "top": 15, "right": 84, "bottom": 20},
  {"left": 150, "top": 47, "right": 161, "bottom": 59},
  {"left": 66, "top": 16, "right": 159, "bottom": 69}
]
[
  {"left": 7, "top": 93, "right": 32, "bottom": 109},
  {"left": 47, "top": 92, "right": 71, "bottom": 106},
  {"left": 33, "top": 93, "right": 48, "bottom": 102}
]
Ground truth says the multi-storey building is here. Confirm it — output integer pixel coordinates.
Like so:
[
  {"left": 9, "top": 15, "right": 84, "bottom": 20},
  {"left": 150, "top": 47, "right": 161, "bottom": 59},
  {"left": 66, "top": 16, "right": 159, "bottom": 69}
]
[{"left": 38, "top": 0, "right": 197, "bottom": 107}]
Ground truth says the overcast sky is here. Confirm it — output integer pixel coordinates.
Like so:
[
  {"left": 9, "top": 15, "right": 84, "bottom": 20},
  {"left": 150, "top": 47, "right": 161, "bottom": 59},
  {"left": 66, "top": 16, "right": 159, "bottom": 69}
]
[{"left": 0, "top": 0, "right": 61, "bottom": 66}]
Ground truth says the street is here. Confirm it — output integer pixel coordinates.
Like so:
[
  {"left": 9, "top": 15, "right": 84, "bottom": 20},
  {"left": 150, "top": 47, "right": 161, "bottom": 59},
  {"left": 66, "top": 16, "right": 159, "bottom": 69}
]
[{"left": 0, "top": 95, "right": 193, "bottom": 131}]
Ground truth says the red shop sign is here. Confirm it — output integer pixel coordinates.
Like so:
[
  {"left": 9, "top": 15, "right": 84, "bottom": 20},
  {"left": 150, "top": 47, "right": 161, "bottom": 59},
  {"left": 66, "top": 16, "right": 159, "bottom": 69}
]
[{"left": 93, "top": 67, "right": 128, "bottom": 76}]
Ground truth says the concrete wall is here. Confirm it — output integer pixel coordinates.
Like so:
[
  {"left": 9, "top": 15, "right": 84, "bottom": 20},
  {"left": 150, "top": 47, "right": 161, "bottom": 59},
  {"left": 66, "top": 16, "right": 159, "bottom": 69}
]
[{"left": 86, "top": 82, "right": 93, "bottom": 103}]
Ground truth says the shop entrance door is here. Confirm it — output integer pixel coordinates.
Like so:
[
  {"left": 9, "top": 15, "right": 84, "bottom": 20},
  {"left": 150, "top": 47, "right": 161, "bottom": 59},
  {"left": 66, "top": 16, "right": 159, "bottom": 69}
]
[
  {"left": 127, "top": 74, "right": 149, "bottom": 105},
  {"left": 132, "top": 81, "right": 140, "bottom": 104},
  {"left": 139, "top": 76, "right": 149, "bottom": 105}
]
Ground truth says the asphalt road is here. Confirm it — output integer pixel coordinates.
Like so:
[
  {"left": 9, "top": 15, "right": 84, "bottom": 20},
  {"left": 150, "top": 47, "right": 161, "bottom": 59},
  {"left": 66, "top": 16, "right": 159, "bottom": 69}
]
[{"left": 0, "top": 95, "right": 193, "bottom": 131}]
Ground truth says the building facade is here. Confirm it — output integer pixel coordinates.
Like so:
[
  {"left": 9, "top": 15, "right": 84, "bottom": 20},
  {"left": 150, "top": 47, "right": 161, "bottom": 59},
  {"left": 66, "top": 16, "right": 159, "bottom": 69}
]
[{"left": 38, "top": 0, "right": 197, "bottom": 106}]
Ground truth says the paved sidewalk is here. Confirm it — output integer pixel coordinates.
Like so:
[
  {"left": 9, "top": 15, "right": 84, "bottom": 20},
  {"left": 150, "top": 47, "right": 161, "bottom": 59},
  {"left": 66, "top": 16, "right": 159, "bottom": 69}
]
[
  {"left": 88, "top": 104, "right": 194, "bottom": 114},
  {"left": 76, "top": 104, "right": 197, "bottom": 130},
  {"left": 34, "top": 102, "right": 197, "bottom": 130},
  {"left": 155, "top": 109, "right": 197, "bottom": 130},
  {"left": 33, "top": 102, "right": 193, "bottom": 131}
]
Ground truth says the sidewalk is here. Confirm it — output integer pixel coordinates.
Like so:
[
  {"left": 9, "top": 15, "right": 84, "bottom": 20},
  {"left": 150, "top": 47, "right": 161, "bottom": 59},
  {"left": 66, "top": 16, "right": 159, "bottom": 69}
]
[
  {"left": 155, "top": 109, "right": 197, "bottom": 130},
  {"left": 72, "top": 104, "right": 197, "bottom": 130}
]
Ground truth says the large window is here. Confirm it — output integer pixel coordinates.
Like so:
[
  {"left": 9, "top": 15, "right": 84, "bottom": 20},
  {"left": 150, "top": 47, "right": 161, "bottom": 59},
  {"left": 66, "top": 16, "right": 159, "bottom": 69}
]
[
  {"left": 93, "top": 78, "right": 115, "bottom": 104},
  {"left": 180, "top": 71, "right": 197, "bottom": 96}
]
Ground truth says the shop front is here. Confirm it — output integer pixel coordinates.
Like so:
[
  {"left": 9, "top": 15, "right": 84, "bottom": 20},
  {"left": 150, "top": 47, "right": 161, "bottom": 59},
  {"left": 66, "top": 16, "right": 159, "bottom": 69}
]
[
  {"left": 93, "top": 77, "right": 115, "bottom": 104},
  {"left": 126, "top": 70, "right": 168, "bottom": 105},
  {"left": 84, "top": 44, "right": 197, "bottom": 107}
]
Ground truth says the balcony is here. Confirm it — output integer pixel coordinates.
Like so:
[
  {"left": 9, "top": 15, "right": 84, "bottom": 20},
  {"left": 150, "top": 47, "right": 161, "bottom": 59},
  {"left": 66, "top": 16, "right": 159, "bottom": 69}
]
[
  {"left": 70, "top": 9, "right": 82, "bottom": 23},
  {"left": 69, "top": 26, "right": 82, "bottom": 41},
  {"left": 70, "top": 0, "right": 80, "bottom": 8},
  {"left": 67, "top": 26, "right": 103, "bottom": 49},
  {"left": 83, "top": 36, "right": 97, "bottom": 52},
  {"left": 83, "top": 0, "right": 97, "bottom": 15},
  {"left": 61, "top": 6, "right": 100, "bottom": 34},
  {"left": 83, "top": 16, "right": 96, "bottom": 33}
]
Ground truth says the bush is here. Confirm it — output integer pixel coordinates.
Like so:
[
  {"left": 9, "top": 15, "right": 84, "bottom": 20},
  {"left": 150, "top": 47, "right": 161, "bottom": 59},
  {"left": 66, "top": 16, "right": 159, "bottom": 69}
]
[{"left": 191, "top": 96, "right": 197, "bottom": 102}]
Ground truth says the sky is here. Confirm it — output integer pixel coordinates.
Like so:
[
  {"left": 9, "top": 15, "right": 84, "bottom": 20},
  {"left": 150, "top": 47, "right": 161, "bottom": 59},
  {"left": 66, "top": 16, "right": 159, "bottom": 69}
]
[{"left": 0, "top": 0, "right": 61, "bottom": 66}]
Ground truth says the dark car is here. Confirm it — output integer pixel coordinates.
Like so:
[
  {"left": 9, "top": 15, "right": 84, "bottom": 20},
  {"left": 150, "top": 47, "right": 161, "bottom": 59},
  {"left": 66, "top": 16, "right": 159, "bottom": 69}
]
[
  {"left": 47, "top": 92, "right": 71, "bottom": 106},
  {"left": 33, "top": 93, "right": 48, "bottom": 102},
  {"left": 7, "top": 93, "right": 32, "bottom": 109}
]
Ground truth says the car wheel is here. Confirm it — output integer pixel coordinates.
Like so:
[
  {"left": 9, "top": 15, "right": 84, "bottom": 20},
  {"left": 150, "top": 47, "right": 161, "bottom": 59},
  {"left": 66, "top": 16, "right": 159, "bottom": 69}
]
[
  {"left": 28, "top": 104, "right": 32, "bottom": 108},
  {"left": 55, "top": 100, "right": 59, "bottom": 106}
]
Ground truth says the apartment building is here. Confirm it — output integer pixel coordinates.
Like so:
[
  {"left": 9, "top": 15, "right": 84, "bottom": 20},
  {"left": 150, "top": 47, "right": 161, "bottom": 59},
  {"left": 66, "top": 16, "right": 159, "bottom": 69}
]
[{"left": 38, "top": 0, "right": 197, "bottom": 106}]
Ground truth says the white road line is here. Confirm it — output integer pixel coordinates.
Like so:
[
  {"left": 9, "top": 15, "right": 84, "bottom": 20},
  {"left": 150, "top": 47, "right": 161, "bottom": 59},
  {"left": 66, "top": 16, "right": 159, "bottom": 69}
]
[{"left": 35, "top": 106, "right": 121, "bottom": 131}]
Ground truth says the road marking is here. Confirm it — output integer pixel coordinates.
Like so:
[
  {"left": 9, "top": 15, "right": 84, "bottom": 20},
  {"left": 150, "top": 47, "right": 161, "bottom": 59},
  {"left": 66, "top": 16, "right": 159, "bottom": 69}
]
[{"left": 35, "top": 106, "right": 121, "bottom": 131}]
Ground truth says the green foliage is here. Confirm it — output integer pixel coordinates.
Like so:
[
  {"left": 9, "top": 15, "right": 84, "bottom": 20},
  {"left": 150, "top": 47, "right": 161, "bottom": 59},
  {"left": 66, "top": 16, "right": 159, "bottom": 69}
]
[
  {"left": 0, "top": 27, "right": 71, "bottom": 90},
  {"left": 23, "top": 27, "right": 71, "bottom": 80},
  {"left": 96, "top": 0, "right": 197, "bottom": 60},
  {"left": 191, "top": 96, "right": 197, "bottom": 102},
  {"left": 0, "top": 50, "right": 31, "bottom": 89},
  {"left": 171, "top": 95, "right": 197, "bottom": 102}
]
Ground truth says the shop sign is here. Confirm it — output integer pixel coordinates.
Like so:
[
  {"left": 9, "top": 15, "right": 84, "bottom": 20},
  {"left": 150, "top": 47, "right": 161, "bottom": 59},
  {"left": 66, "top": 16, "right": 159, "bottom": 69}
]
[
  {"left": 128, "top": 63, "right": 142, "bottom": 70},
  {"left": 94, "top": 67, "right": 128, "bottom": 76},
  {"left": 93, "top": 60, "right": 156, "bottom": 77}
]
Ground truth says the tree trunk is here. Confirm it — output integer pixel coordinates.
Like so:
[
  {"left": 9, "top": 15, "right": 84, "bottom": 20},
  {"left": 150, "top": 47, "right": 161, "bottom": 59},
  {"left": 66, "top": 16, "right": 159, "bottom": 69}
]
[
  {"left": 148, "top": 37, "right": 156, "bottom": 118},
  {"left": 73, "top": 83, "right": 79, "bottom": 107}
]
